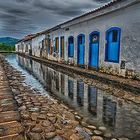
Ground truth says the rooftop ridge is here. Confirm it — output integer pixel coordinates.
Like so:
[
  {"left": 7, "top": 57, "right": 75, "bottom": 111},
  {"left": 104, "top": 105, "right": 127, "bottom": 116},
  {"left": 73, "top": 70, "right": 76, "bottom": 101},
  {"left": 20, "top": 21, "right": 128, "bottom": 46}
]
[{"left": 18, "top": 0, "right": 137, "bottom": 41}]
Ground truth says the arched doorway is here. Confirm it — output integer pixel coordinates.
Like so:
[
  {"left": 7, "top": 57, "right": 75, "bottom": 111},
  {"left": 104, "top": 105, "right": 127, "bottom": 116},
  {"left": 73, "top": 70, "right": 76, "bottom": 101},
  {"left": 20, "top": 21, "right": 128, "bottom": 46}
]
[
  {"left": 89, "top": 31, "right": 100, "bottom": 69},
  {"left": 77, "top": 34, "right": 85, "bottom": 65},
  {"left": 68, "top": 36, "right": 74, "bottom": 58},
  {"left": 105, "top": 27, "right": 121, "bottom": 63}
]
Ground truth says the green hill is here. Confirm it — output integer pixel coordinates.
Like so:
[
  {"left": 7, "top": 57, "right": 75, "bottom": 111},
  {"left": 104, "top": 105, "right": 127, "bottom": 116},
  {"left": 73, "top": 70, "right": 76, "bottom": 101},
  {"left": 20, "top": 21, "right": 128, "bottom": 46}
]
[
  {"left": 0, "top": 37, "right": 19, "bottom": 46},
  {"left": 0, "top": 37, "right": 19, "bottom": 52}
]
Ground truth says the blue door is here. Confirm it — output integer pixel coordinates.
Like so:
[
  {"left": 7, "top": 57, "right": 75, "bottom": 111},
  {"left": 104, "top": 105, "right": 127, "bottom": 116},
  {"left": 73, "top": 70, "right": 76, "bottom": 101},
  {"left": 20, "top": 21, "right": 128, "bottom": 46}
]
[
  {"left": 89, "top": 32, "right": 99, "bottom": 68},
  {"left": 106, "top": 28, "right": 121, "bottom": 62},
  {"left": 68, "top": 36, "right": 74, "bottom": 57},
  {"left": 77, "top": 34, "right": 85, "bottom": 65}
]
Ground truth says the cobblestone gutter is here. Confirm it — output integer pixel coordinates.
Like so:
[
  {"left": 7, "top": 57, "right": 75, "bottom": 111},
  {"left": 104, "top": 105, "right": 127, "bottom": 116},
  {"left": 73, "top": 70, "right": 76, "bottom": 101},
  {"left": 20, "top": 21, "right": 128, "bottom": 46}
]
[{"left": 0, "top": 55, "right": 134, "bottom": 140}]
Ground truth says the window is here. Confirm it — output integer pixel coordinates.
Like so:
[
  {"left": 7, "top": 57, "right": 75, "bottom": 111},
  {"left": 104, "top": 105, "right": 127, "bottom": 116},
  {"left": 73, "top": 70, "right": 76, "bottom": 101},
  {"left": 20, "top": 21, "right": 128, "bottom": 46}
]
[
  {"left": 65, "top": 28, "right": 69, "bottom": 31},
  {"left": 42, "top": 40, "right": 44, "bottom": 49},
  {"left": 69, "top": 37, "right": 74, "bottom": 44},
  {"left": 25, "top": 45, "right": 28, "bottom": 52},
  {"left": 79, "top": 36, "right": 82, "bottom": 44},
  {"left": 112, "top": 30, "right": 118, "bottom": 42},
  {"left": 91, "top": 34, "right": 99, "bottom": 44},
  {"left": 55, "top": 37, "right": 59, "bottom": 53},
  {"left": 68, "top": 36, "right": 74, "bottom": 57},
  {"left": 46, "top": 38, "right": 51, "bottom": 54},
  {"left": 105, "top": 27, "right": 121, "bottom": 63},
  {"left": 50, "top": 39, "right": 53, "bottom": 55}
]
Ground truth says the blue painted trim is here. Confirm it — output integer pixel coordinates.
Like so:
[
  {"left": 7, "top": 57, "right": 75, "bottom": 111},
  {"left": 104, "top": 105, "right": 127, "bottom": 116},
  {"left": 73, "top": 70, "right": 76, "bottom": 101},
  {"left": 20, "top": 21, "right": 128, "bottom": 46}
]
[
  {"left": 105, "top": 27, "right": 121, "bottom": 63},
  {"left": 77, "top": 34, "right": 85, "bottom": 65},
  {"left": 88, "top": 31, "right": 100, "bottom": 69},
  {"left": 68, "top": 36, "right": 74, "bottom": 58}
]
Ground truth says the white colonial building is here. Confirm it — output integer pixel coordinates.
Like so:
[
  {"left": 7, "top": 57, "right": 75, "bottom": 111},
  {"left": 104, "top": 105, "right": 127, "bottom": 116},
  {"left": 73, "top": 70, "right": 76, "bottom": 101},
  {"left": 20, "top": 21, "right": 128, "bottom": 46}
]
[{"left": 16, "top": 0, "right": 140, "bottom": 79}]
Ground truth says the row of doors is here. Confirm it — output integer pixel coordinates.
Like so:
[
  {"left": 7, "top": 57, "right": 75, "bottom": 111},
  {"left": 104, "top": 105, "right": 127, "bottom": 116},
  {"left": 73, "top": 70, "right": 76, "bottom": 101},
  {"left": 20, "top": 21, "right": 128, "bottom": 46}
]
[
  {"left": 68, "top": 32, "right": 100, "bottom": 68},
  {"left": 68, "top": 27, "right": 121, "bottom": 68}
]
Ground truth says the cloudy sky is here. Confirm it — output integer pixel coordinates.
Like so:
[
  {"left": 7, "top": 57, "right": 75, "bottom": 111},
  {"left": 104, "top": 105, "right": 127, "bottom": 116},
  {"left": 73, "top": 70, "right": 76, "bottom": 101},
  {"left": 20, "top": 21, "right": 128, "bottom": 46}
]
[{"left": 0, "top": 0, "right": 111, "bottom": 39}]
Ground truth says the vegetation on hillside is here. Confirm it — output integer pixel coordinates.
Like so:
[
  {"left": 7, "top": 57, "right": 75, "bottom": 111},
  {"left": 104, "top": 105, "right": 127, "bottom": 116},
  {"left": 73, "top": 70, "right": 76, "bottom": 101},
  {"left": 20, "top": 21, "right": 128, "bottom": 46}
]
[
  {"left": 0, "top": 37, "right": 18, "bottom": 46},
  {"left": 0, "top": 43, "right": 15, "bottom": 52}
]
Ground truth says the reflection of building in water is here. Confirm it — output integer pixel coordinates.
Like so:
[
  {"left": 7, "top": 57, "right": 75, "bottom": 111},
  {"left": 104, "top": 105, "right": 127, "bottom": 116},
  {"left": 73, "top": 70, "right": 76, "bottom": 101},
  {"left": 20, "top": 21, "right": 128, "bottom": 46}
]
[
  {"left": 88, "top": 86, "right": 97, "bottom": 116},
  {"left": 17, "top": 55, "right": 25, "bottom": 68},
  {"left": 41, "top": 64, "right": 47, "bottom": 82},
  {"left": 32, "top": 60, "right": 41, "bottom": 79},
  {"left": 103, "top": 97, "right": 117, "bottom": 127},
  {"left": 54, "top": 71, "right": 59, "bottom": 91},
  {"left": 77, "top": 81, "right": 84, "bottom": 106},
  {"left": 60, "top": 74, "right": 65, "bottom": 94},
  {"left": 17, "top": 56, "right": 140, "bottom": 139},
  {"left": 68, "top": 79, "right": 74, "bottom": 99},
  {"left": 46, "top": 67, "right": 53, "bottom": 91}
]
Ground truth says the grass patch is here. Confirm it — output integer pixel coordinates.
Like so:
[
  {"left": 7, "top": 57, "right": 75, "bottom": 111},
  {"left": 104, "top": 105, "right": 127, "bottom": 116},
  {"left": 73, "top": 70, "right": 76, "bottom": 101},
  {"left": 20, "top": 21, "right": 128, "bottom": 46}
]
[{"left": 0, "top": 43, "right": 15, "bottom": 52}]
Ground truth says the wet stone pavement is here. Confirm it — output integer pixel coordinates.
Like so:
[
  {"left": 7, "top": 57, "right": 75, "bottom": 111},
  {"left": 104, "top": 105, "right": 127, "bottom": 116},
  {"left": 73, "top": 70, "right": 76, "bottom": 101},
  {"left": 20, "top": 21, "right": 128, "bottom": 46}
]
[
  {"left": 0, "top": 60, "right": 23, "bottom": 139},
  {"left": 0, "top": 59, "right": 106, "bottom": 140},
  {"left": 0, "top": 54, "right": 140, "bottom": 140},
  {"left": 0, "top": 58, "right": 108, "bottom": 140}
]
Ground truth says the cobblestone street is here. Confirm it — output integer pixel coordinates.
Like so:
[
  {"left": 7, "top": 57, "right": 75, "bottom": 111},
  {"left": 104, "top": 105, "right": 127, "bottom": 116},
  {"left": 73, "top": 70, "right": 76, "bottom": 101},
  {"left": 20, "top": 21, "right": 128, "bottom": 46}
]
[
  {"left": 0, "top": 60, "right": 23, "bottom": 139},
  {"left": 0, "top": 57, "right": 107, "bottom": 140},
  {"left": 0, "top": 54, "right": 140, "bottom": 140}
]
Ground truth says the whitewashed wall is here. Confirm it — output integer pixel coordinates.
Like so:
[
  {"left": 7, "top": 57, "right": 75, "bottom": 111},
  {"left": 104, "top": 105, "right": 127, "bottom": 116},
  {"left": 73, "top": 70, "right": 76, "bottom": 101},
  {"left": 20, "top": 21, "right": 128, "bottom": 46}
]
[
  {"left": 32, "top": 34, "right": 45, "bottom": 57},
  {"left": 45, "top": 1, "right": 140, "bottom": 77},
  {"left": 16, "top": 0, "right": 140, "bottom": 78}
]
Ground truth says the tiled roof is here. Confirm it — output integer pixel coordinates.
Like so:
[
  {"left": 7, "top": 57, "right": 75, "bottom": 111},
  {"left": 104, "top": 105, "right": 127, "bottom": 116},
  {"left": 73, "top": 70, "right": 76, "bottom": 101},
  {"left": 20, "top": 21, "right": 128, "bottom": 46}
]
[
  {"left": 35, "top": 0, "right": 122, "bottom": 34},
  {"left": 17, "top": 34, "right": 34, "bottom": 43},
  {"left": 61, "top": 0, "right": 121, "bottom": 25},
  {"left": 18, "top": 0, "right": 137, "bottom": 42},
  {"left": 43, "top": 0, "right": 123, "bottom": 33}
]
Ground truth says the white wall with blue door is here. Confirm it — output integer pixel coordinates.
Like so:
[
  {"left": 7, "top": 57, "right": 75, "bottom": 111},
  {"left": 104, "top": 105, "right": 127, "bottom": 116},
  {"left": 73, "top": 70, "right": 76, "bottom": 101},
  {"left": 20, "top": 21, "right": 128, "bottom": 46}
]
[
  {"left": 56, "top": 0, "right": 140, "bottom": 77},
  {"left": 17, "top": 0, "right": 140, "bottom": 78}
]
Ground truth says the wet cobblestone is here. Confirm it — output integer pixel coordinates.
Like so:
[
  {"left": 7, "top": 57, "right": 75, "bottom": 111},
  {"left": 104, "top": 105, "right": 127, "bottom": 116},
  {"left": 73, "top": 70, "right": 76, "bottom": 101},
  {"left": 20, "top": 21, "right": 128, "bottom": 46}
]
[
  {"left": 0, "top": 59, "right": 24, "bottom": 139},
  {"left": 1, "top": 54, "right": 139, "bottom": 139}
]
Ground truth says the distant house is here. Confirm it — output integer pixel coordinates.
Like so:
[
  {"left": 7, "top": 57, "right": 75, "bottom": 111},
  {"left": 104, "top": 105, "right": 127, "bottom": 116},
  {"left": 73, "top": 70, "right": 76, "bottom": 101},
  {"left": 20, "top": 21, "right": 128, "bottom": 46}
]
[
  {"left": 16, "top": 34, "right": 33, "bottom": 55},
  {"left": 16, "top": 0, "right": 140, "bottom": 79}
]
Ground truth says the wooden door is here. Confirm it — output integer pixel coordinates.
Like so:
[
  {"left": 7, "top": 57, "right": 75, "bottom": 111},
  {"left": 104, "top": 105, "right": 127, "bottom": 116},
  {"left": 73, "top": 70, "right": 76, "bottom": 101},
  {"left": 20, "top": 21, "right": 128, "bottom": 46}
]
[{"left": 61, "top": 36, "right": 64, "bottom": 58}]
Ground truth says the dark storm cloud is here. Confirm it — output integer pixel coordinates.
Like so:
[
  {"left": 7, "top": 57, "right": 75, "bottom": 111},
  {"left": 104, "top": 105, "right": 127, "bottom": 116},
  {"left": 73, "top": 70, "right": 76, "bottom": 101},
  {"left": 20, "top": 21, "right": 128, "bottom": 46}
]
[
  {"left": 33, "top": 0, "right": 96, "bottom": 16},
  {"left": 93, "top": 0, "right": 111, "bottom": 3},
  {"left": 6, "top": 9, "right": 28, "bottom": 16},
  {"left": 0, "top": 0, "right": 111, "bottom": 38},
  {"left": 15, "top": 0, "right": 33, "bottom": 3}
]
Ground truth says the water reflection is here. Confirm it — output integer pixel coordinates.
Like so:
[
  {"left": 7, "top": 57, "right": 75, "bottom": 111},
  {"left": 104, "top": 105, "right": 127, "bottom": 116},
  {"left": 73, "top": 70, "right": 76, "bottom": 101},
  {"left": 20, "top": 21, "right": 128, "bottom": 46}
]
[
  {"left": 103, "top": 97, "right": 117, "bottom": 128},
  {"left": 77, "top": 81, "right": 84, "bottom": 106},
  {"left": 5, "top": 54, "right": 48, "bottom": 95},
  {"left": 5, "top": 54, "right": 140, "bottom": 139},
  {"left": 88, "top": 86, "right": 97, "bottom": 116},
  {"left": 61, "top": 74, "right": 65, "bottom": 95},
  {"left": 68, "top": 79, "right": 74, "bottom": 99}
]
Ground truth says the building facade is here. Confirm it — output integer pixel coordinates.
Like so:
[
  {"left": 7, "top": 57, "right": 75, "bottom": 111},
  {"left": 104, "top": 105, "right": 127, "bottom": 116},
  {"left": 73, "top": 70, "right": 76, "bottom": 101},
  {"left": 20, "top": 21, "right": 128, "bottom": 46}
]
[
  {"left": 16, "top": 0, "right": 140, "bottom": 79},
  {"left": 16, "top": 35, "right": 33, "bottom": 55}
]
